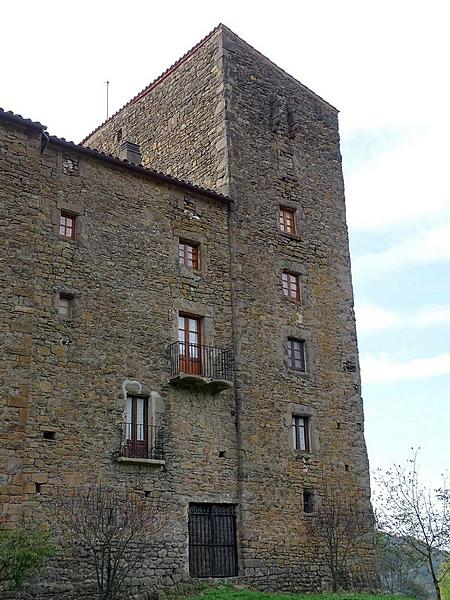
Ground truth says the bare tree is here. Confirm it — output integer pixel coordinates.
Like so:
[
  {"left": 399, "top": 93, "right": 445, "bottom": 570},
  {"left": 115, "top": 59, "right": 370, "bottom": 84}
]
[
  {"left": 376, "top": 452, "right": 450, "bottom": 600},
  {"left": 306, "top": 486, "right": 376, "bottom": 591},
  {"left": 56, "top": 484, "right": 164, "bottom": 600}
]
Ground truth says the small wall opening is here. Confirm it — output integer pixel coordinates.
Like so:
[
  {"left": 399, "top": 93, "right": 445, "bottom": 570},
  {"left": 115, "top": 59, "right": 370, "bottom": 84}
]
[
  {"left": 35, "top": 483, "right": 42, "bottom": 494},
  {"left": 43, "top": 431, "right": 56, "bottom": 440}
]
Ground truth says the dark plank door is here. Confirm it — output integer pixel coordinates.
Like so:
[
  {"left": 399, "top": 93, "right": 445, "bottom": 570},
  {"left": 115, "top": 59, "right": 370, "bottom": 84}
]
[{"left": 188, "top": 504, "right": 238, "bottom": 578}]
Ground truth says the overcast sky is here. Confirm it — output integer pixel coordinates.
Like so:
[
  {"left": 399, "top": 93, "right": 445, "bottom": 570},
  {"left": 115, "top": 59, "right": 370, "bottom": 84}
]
[{"left": 1, "top": 0, "right": 448, "bottom": 488}]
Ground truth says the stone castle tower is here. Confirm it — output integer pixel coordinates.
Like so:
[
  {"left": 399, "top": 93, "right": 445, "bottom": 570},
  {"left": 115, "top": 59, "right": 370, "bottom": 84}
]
[{"left": 0, "top": 24, "right": 377, "bottom": 597}]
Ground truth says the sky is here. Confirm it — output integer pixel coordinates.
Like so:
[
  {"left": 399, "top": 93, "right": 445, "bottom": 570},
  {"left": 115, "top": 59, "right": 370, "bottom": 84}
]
[{"left": 1, "top": 0, "right": 448, "bottom": 489}]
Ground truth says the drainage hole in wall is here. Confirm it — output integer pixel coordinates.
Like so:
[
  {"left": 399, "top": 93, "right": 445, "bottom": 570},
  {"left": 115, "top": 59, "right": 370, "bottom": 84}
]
[
  {"left": 43, "top": 431, "right": 56, "bottom": 440},
  {"left": 218, "top": 450, "right": 226, "bottom": 458}
]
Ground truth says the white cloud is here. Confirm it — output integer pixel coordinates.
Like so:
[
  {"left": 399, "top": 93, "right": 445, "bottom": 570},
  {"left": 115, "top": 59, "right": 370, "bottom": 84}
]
[
  {"left": 353, "top": 221, "right": 450, "bottom": 276},
  {"left": 356, "top": 304, "right": 398, "bottom": 333},
  {"left": 345, "top": 129, "right": 450, "bottom": 230},
  {"left": 356, "top": 303, "right": 450, "bottom": 333},
  {"left": 361, "top": 352, "right": 450, "bottom": 384}
]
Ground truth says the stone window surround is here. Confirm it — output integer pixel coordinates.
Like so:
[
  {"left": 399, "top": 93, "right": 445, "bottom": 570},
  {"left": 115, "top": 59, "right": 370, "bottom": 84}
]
[
  {"left": 285, "top": 402, "right": 319, "bottom": 455},
  {"left": 276, "top": 198, "right": 304, "bottom": 240},
  {"left": 57, "top": 150, "right": 86, "bottom": 177},
  {"left": 282, "top": 325, "right": 314, "bottom": 380},
  {"left": 174, "top": 229, "right": 208, "bottom": 275},
  {"left": 52, "top": 199, "right": 85, "bottom": 243},
  {"left": 172, "top": 299, "right": 215, "bottom": 346},
  {"left": 278, "top": 259, "right": 309, "bottom": 308},
  {"left": 53, "top": 285, "right": 82, "bottom": 320},
  {"left": 117, "top": 381, "right": 165, "bottom": 466}
]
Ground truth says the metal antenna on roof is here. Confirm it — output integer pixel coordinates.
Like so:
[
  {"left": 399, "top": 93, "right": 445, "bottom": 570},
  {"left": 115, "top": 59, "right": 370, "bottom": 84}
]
[{"left": 105, "top": 81, "right": 110, "bottom": 119}]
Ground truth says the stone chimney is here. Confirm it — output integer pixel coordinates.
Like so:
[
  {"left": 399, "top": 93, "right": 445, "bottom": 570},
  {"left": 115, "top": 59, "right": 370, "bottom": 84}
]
[{"left": 118, "top": 141, "right": 142, "bottom": 165}]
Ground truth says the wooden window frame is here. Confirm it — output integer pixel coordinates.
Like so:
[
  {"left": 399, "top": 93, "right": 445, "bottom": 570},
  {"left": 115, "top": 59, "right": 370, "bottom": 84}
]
[
  {"left": 287, "top": 338, "right": 306, "bottom": 372},
  {"left": 179, "top": 239, "right": 200, "bottom": 270},
  {"left": 59, "top": 211, "right": 76, "bottom": 240},
  {"left": 292, "top": 415, "right": 310, "bottom": 452},
  {"left": 279, "top": 206, "right": 297, "bottom": 235},
  {"left": 178, "top": 314, "right": 202, "bottom": 375},
  {"left": 125, "top": 396, "right": 149, "bottom": 459},
  {"left": 282, "top": 271, "right": 301, "bottom": 302}
]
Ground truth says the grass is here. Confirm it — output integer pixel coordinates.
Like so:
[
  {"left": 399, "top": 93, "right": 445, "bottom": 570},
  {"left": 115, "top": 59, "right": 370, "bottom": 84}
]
[{"left": 185, "top": 587, "right": 415, "bottom": 600}]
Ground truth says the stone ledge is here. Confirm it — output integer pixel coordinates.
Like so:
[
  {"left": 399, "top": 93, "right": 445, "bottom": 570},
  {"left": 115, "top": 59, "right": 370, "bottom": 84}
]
[
  {"left": 169, "top": 372, "right": 233, "bottom": 392},
  {"left": 116, "top": 457, "right": 165, "bottom": 466}
]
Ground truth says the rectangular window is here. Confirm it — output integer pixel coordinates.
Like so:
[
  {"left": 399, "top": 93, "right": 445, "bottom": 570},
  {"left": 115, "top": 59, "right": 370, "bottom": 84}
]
[
  {"left": 292, "top": 415, "right": 310, "bottom": 451},
  {"left": 279, "top": 206, "right": 296, "bottom": 234},
  {"left": 178, "top": 314, "right": 202, "bottom": 375},
  {"left": 287, "top": 338, "right": 306, "bottom": 371},
  {"left": 303, "top": 489, "right": 314, "bottom": 513},
  {"left": 179, "top": 240, "right": 199, "bottom": 269},
  {"left": 59, "top": 211, "right": 76, "bottom": 239},
  {"left": 188, "top": 504, "right": 238, "bottom": 577},
  {"left": 282, "top": 271, "right": 301, "bottom": 301},
  {"left": 125, "top": 396, "right": 148, "bottom": 459},
  {"left": 57, "top": 293, "right": 73, "bottom": 318}
]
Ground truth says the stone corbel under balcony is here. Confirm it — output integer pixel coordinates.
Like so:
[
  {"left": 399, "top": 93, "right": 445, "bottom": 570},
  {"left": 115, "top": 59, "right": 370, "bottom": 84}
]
[{"left": 168, "top": 342, "right": 234, "bottom": 392}]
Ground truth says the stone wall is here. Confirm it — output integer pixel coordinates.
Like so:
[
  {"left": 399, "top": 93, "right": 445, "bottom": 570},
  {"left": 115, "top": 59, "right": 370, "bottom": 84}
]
[
  {"left": 84, "top": 27, "right": 229, "bottom": 194},
  {"left": 221, "top": 27, "right": 377, "bottom": 588},
  {"left": 0, "top": 118, "right": 237, "bottom": 598},
  {"left": 0, "top": 23, "right": 378, "bottom": 597},
  {"left": 86, "top": 24, "right": 377, "bottom": 589}
]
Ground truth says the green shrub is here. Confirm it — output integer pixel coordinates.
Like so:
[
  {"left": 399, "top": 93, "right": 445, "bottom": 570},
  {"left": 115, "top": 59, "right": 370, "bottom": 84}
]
[{"left": 0, "top": 526, "right": 55, "bottom": 589}]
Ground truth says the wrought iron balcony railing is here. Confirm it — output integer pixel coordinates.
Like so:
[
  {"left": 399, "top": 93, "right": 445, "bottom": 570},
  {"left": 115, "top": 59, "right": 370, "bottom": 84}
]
[
  {"left": 119, "top": 424, "right": 164, "bottom": 461},
  {"left": 168, "top": 342, "right": 234, "bottom": 384}
]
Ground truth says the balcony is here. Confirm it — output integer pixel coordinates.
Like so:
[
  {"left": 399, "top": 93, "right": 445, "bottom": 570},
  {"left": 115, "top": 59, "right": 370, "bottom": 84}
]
[
  {"left": 168, "top": 342, "right": 234, "bottom": 392},
  {"left": 117, "top": 424, "right": 165, "bottom": 466}
]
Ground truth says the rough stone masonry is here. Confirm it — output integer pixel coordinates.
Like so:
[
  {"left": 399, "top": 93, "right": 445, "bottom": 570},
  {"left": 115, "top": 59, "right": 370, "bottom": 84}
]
[{"left": 0, "top": 23, "right": 378, "bottom": 598}]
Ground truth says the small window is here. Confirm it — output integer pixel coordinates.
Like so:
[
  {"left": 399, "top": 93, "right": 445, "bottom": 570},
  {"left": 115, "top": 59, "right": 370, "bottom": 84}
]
[
  {"left": 59, "top": 211, "right": 76, "bottom": 240},
  {"left": 279, "top": 206, "right": 296, "bottom": 234},
  {"left": 179, "top": 240, "right": 199, "bottom": 269},
  {"left": 282, "top": 271, "right": 301, "bottom": 301},
  {"left": 303, "top": 489, "right": 314, "bottom": 513},
  {"left": 287, "top": 338, "right": 306, "bottom": 372},
  {"left": 292, "top": 415, "right": 310, "bottom": 452},
  {"left": 57, "top": 293, "right": 74, "bottom": 318}
]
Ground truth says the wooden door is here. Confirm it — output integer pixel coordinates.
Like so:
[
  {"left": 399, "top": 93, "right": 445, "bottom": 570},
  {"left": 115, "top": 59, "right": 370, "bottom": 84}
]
[
  {"left": 178, "top": 315, "right": 202, "bottom": 375},
  {"left": 126, "top": 396, "right": 148, "bottom": 458},
  {"left": 188, "top": 504, "right": 238, "bottom": 578}
]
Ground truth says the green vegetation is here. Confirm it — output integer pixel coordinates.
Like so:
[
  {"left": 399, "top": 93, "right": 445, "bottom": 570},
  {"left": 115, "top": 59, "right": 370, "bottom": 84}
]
[
  {"left": 186, "top": 587, "right": 416, "bottom": 600},
  {"left": 439, "top": 558, "right": 450, "bottom": 600},
  {"left": 0, "top": 526, "right": 55, "bottom": 589}
]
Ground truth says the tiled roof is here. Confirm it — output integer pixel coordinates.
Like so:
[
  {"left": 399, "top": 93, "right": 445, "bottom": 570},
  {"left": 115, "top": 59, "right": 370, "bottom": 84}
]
[
  {"left": 0, "top": 107, "right": 230, "bottom": 204},
  {"left": 0, "top": 108, "right": 46, "bottom": 131},
  {"left": 80, "top": 24, "right": 222, "bottom": 145}
]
